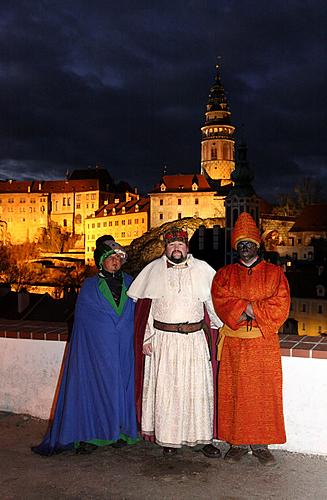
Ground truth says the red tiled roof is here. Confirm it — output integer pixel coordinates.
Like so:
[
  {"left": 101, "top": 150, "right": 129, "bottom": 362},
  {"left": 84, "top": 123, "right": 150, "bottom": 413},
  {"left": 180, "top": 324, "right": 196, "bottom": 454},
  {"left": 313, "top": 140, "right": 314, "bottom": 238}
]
[
  {"left": 291, "top": 204, "right": 327, "bottom": 232},
  {"left": 91, "top": 197, "right": 150, "bottom": 217},
  {"left": 0, "top": 179, "right": 101, "bottom": 194},
  {"left": 150, "top": 174, "right": 213, "bottom": 192}
]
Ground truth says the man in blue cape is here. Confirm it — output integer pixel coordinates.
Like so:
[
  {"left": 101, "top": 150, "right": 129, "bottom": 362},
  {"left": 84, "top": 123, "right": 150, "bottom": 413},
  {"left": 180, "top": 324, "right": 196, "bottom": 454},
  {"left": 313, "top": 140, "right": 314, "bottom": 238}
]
[{"left": 32, "top": 235, "right": 138, "bottom": 455}]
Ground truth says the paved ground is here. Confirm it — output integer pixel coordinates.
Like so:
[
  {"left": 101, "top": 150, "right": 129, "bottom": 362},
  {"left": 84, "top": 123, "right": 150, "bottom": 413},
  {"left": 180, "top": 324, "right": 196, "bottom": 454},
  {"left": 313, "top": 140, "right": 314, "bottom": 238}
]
[{"left": 1, "top": 412, "right": 326, "bottom": 500}]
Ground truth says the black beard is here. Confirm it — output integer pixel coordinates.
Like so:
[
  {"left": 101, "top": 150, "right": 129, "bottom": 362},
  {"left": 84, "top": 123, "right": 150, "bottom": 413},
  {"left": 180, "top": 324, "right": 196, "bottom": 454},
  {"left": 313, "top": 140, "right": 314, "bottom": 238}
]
[{"left": 168, "top": 254, "right": 187, "bottom": 264}]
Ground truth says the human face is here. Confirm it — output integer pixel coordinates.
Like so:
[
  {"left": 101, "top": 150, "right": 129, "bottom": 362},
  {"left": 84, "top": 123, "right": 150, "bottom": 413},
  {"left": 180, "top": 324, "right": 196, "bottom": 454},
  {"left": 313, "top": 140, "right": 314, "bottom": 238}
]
[
  {"left": 165, "top": 240, "right": 188, "bottom": 264},
  {"left": 236, "top": 240, "right": 259, "bottom": 264},
  {"left": 102, "top": 253, "right": 123, "bottom": 273}
]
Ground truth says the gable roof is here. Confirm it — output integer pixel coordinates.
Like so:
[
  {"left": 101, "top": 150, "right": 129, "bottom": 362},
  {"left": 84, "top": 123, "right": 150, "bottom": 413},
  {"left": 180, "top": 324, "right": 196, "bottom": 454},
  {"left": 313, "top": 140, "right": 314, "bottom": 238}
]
[{"left": 150, "top": 174, "right": 213, "bottom": 193}]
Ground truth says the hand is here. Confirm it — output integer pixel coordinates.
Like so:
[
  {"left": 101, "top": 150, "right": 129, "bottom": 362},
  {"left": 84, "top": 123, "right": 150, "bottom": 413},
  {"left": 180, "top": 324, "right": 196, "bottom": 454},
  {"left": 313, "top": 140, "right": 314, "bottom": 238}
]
[
  {"left": 245, "top": 303, "right": 255, "bottom": 319},
  {"left": 237, "top": 312, "right": 247, "bottom": 323},
  {"left": 143, "top": 342, "right": 153, "bottom": 356}
]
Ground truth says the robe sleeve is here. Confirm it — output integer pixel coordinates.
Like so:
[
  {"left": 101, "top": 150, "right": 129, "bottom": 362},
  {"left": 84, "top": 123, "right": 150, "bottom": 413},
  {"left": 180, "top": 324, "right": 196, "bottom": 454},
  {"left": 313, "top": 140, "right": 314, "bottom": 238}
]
[
  {"left": 211, "top": 267, "right": 248, "bottom": 330},
  {"left": 252, "top": 267, "right": 290, "bottom": 337}
]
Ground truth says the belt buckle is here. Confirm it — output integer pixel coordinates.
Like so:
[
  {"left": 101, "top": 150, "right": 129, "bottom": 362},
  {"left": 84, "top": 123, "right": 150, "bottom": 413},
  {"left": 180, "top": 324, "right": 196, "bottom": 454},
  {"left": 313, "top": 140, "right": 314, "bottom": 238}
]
[{"left": 177, "top": 322, "right": 188, "bottom": 334}]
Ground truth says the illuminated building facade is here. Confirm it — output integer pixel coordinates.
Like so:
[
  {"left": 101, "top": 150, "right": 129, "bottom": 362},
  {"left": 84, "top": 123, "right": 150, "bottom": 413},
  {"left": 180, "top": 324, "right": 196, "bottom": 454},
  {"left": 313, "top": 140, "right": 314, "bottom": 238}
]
[{"left": 84, "top": 194, "right": 149, "bottom": 264}]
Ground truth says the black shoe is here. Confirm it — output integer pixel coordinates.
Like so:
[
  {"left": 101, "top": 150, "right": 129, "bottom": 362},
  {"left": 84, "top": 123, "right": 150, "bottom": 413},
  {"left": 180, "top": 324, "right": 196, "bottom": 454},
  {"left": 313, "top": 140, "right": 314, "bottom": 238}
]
[
  {"left": 224, "top": 446, "right": 249, "bottom": 463},
  {"left": 200, "top": 444, "right": 221, "bottom": 458},
  {"left": 162, "top": 447, "right": 177, "bottom": 456},
  {"left": 251, "top": 447, "right": 276, "bottom": 466},
  {"left": 75, "top": 442, "right": 98, "bottom": 455},
  {"left": 111, "top": 439, "right": 128, "bottom": 449}
]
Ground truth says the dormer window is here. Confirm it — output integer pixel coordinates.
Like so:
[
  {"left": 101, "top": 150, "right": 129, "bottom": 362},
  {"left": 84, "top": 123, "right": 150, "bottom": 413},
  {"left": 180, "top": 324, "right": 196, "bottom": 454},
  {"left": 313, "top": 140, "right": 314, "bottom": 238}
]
[
  {"left": 192, "top": 183, "right": 198, "bottom": 191},
  {"left": 112, "top": 208, "right": 116, "bottom": 215},
  {"left": 316, "top": 285, "right": 325, "bottom": 297},
  {"left": 160, "top": 183, "right": 166, "bottom": 192},
  {"left": 104, "top": 209, "right": 107, "bottom": 216},
  {"left": 135, "top": 204, "right": 139, "bottom": 213},
  {"left": 122, "top": 207, "right": 126, "bottom": 214}
]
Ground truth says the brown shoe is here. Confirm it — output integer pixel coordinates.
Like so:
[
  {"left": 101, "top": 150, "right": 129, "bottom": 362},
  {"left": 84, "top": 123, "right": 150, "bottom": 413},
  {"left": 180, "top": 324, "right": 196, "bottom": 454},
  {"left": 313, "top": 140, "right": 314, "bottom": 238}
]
[
  {"left": 224, "top": 446, "right": 249, "bottom": 463},
  {"left": 251, "top": 447, "right": 276, "bottom": 466}
]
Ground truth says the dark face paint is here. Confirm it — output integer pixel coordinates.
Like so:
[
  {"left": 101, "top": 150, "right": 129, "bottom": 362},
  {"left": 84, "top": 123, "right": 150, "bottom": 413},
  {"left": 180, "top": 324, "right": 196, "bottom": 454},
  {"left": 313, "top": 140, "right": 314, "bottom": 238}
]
[{"left": 237, "top": 240, "right": 259, "bottom": 264}]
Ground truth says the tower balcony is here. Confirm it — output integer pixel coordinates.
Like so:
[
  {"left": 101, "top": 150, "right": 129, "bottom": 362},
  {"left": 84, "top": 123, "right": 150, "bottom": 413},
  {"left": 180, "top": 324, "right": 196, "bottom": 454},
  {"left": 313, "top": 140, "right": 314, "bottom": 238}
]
[{"left": 201, "top": 131, "right": 235, "bottom": 141}]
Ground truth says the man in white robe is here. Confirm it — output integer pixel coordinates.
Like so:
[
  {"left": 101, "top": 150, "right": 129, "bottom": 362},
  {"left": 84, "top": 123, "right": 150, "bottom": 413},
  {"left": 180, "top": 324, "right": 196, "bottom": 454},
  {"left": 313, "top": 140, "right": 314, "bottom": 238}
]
[{"left": 127, "top": 227, "right": 222, "bottom": 457}]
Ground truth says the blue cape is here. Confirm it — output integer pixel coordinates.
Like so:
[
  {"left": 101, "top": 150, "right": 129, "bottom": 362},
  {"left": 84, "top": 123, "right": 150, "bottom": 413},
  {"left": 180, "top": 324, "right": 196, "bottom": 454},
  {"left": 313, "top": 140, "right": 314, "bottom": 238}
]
[{"left": 33, "top": 274, "right": 138, "bottom": 455}]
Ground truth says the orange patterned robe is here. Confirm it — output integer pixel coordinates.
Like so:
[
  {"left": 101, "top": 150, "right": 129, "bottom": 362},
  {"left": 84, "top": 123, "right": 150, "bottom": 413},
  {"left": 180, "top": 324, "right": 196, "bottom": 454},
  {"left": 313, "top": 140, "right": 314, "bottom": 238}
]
[{"left": 211, "top": 259, "right": 290, "bottom": 445}]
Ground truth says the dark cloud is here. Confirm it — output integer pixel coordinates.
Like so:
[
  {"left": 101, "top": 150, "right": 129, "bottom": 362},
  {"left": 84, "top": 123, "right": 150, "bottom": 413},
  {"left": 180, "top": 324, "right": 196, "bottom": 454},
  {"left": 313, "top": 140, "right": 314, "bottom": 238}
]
[{"left": 0, "top": 0, "right": 326, "bottom": 200}]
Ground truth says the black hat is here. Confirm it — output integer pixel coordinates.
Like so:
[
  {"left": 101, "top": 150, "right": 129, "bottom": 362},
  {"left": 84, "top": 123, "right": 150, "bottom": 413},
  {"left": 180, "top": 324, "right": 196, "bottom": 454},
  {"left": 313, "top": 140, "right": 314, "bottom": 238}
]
[{"left": 94, "top": 235, "right": 127, "bottom": 269}]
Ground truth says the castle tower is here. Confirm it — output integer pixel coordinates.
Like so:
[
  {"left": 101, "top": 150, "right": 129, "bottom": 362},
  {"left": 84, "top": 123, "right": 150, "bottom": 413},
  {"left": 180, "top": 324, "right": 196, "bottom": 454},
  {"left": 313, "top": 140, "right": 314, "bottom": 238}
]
[
  {"left": 200, "top": 64, "right": 235, "bottom": 185},
  {"left": 225, "top": 143, "right": 260, "bottom": 264}
]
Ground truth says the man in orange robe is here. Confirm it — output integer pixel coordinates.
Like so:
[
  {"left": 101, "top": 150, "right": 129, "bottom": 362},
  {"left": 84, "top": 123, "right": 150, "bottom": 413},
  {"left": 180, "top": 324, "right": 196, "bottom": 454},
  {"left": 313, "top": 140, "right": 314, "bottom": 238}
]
[{"left": 211, "top": 212, "right": 290, "bottom": 465}]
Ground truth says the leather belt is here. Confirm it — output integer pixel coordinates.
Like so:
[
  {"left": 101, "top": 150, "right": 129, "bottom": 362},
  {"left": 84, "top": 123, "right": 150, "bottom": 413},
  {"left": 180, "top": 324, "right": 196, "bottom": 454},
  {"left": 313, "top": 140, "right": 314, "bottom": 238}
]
[
  {"left": 153, "top": 319, "right": 204, "bottom": 334},
  {"left": 153, "top": 318, "right": 212, "bottom": 360}
]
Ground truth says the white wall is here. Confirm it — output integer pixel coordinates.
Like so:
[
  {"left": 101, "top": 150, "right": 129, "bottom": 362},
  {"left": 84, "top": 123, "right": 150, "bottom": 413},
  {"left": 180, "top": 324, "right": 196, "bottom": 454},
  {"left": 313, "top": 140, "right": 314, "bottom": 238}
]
[
  {"left": 0, "top": 338, "right": 65, "bottom": 419},
  {"left": 273, "top": 356, "right": 327, "bottom": 455},
  {"left": 1, "top": 338, "right": 327, "bottom": 455}
]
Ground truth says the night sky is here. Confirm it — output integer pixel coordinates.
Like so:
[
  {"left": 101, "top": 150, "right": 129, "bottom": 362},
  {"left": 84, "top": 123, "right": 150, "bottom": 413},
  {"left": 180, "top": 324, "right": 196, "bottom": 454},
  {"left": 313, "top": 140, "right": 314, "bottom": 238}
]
[{"left": 1, "top": 1, "right": 326, "bottom": 201}]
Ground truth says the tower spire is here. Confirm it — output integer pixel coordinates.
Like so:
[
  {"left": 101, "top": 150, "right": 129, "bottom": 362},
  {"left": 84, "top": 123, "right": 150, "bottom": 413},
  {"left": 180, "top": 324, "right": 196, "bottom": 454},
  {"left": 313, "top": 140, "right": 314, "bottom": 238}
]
[{"left": 200, "top": 64, "right": 235, "bottom": 185}]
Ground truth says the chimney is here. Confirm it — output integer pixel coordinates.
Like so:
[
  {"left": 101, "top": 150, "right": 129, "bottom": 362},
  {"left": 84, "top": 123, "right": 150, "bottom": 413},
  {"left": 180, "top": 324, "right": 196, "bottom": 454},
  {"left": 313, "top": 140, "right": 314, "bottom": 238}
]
[{"left": 17, "top": 289, "right": 30, "bottom": 314}]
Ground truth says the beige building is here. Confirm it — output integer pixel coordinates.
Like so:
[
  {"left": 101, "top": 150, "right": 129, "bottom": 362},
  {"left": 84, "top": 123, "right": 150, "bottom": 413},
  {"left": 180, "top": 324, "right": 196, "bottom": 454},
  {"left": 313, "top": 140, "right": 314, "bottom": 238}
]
[
  {"left": 0, "top": 174, "right": 131, "bottom": 245},
  {"left": 85, "top": 194, "right": 149, "bottom": 264},
  {"left": 0, "top": 181, "right": 50, "bottom": 244},
  {"left": 149, "top": 174, "right": 225, "bottom": 228}
]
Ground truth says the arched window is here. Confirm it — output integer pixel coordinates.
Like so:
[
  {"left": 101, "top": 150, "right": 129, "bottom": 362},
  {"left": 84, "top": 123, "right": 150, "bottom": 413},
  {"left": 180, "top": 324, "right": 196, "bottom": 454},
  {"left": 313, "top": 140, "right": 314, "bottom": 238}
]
[{"left": 223, "top": 142, "right": 230, "bottom": 160}]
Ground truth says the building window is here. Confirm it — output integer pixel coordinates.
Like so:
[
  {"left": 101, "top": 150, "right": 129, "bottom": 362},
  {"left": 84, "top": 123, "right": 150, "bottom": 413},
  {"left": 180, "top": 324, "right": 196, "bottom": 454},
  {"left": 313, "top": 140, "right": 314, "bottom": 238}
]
[
  {"left": 318, "top": 305, "right": 323, "bottom": 314},
  {"left": 122, "top": 220, "right": 125, "bottom": 225},
  {"left": 128, "top": 219, "right": 132, "bottom": 225},
  {"left": 301, "top": 303, "right": 306, "bottom": 312},
  {"left": 109, "top": 221, "right": 112, "bottom": 226},
  {"left": 160, "top": 199, "right": 164, "bottom": 206},
  {"left": 121, "top": 232, "right": 125, "bottom": 238},
  {"left": 178, "top": 213, "right": 182, "bottom": 219},
  {"left": 68, "top": 198, "right": 71, "bottom": 206},
  {"left": 91, "top": 194, "right": 96, "bottom": 200},
  {"left": 159, "top": 213, "right": 163, "bottom": 220},
  {"left": 63, "top": 219, "right": 67, "bottom": 227},
  {"left": 103, "top": 222, "right": 107, "bottom": 227},
  {"left": 92, "top": 223, "right": 95, "bottom": 228},
  {"left": 142, "top": 218, "right": 145, "bottom": 223},
  {"left": 76, "top": 194, "right": 81, "bottom": 201},
  {"left": 76, "top": 203, "right": 80, "bottom": 209},
  {"left": 195, "top": 198, "right": 199, "bottom": 205},
  {"left": 178, "top": 199, "right": 182, "bottom": 205},
  {"left": 115, "top": 221, "right": 119, "bottom": 226},
  {"left": 135, "top": 218, "right": 139, "bottom": 224},
  {"left": 63, "top": 198, "right": 66, "bottom": 206},
  {"left": 75, "top": 214, "right": 82, "bottom": 224},
  {"left": 97, "top": 223, "right": 100, "bottom": 228}
]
